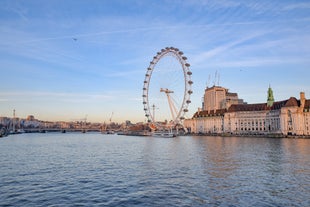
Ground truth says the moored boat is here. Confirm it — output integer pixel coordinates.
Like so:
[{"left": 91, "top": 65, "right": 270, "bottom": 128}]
[
  {"left": 0, "top": 127, "right": 9, "bottom": 138},
  {"left": 152, "top": 131, "right": 176, "bottom": 138}
]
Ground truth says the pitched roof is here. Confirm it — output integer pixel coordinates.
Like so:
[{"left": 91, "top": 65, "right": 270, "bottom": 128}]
[
  {"left": 227, "top": 97, "right": 301, "bottom": 113},
  {"left": 192, "top": 96, "right": 310, "bottom": 117},
  {"left": 284, "top": 97, "right": 299, "bottom": 107},
  {"left": 228, "top": 103, "right": 267, "bottom": 112},
  {"left": 193, "top": 109, "right": 226, "bottom": 118}
]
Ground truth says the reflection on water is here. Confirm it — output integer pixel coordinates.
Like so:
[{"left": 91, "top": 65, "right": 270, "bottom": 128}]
[{"left": 0, "top": 133, "right": 309, "bottom": 206}]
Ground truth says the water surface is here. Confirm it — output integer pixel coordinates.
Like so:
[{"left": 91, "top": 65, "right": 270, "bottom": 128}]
[{"left": 0, "top": 133, "right": 309, "bottom": 206}]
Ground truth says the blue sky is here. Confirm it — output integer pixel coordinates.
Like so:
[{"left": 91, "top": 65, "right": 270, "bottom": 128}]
[{"left": 0, "top": 0, "right": 309, "bottom": 123}]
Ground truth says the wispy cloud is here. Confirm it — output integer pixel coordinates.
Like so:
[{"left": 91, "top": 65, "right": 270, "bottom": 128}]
[
  {"left": 282, "top": 2, "right": 310, "bottom": 11},
  {"left": 191, "top": 31, "right": 269, "bottom": 65},
  {"left": 0, "top": 91, "right": 114, "bottom": 102},
  {"left": 209, "top": 57, "right": 310, "bottom": 68},
  {"left": 0, "top": 28, "right": 86, "bottom": 70},
  {"left": 105, "top": 69, "right": 144, "bottom": 78},
  {"left": 0, "top": 25, "right": 179, "bottom": 47},
  {"left": 0, "top": 98, "right": 9, "bottom": 102},
  {"left": 2, "top": 1, "right": 29, "bottom": 21},
  {"left": 182, "top": 0, "right": 240, "bottom": 9},
  {"left": 0, "top": 89, "right": 143, "bottom": 104}
]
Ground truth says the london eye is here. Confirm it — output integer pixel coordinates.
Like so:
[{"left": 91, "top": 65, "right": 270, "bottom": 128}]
[{"left": 142, "top": 47, "right": 193, "bottom": 129}]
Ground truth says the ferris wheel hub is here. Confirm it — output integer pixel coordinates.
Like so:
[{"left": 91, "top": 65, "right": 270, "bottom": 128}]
[{"left": 160, "top": 88, "right": 174, "bottom": 94}]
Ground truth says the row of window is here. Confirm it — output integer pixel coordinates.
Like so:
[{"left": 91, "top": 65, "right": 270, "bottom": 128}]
[
  {"left": 193, "top": 113, "right": 310, "bottom": 134},
  {"left": 229, "top": 118, "right": 280, "bottom": 127}
]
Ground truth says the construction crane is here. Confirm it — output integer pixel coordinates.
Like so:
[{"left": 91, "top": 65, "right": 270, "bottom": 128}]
[
  {"left": 70, "top": 115, "right": 88, "bottom": 133},
  {"left": 81, "top": 115, "right": 88, "bottom": 133},
  {"left": 109, "top": 112, "right": 113, "bottom": 123},
  {"left": 71, "top": 115, "right": 87, "bottom": 123},
  {"left": 105, "top": 112, "right": 114, "bottom": 134}
]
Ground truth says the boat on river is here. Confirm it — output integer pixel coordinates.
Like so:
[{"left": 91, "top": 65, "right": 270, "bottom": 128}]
[
  {"left": 101, "top": 130, "right": 115, "bottom": 135},
  {"left": 0, "top": 127, "right": 9, "bottom": 138},
  {"left": 152, "top": 131, "right": 177, "bottom": 138}
]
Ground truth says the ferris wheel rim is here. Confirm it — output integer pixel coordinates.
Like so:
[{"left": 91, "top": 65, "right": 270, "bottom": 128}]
[{"left": 142, "top": 47, "right": 193, "bottom": 126}]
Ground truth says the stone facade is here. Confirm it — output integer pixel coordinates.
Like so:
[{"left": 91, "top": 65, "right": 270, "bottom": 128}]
[
  {"left": 184, "top": 86, "right": 310, "bottom": 136},
  {"left": 202, "top": 86, "right": 245, "bottom": 111}
]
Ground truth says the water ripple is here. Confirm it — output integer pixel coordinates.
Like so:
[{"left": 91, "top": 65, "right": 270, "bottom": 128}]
[{"left": 0, "top": 134, "right": 309, "bottom": 206}]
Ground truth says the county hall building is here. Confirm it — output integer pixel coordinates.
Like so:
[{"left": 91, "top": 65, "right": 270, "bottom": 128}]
[{"left": 184, "top": 85, "right": 310, "bottom": 136}]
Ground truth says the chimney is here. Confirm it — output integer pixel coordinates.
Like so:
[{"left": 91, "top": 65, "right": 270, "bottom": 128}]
[{"left": 300, "top": 92, "right": 306, "bottom": 108}]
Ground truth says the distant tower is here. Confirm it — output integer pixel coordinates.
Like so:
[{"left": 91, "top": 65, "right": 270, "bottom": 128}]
[
  {"left": 267, "top": 85, "right": 275, "bottom": 107},
  {"left": 12, "top": 109, "right": 16, "bottom": 132}
]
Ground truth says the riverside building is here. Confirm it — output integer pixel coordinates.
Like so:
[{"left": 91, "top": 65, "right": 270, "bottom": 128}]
[{"left": 184, "top": 85, "right": 310, "bottom": 136}]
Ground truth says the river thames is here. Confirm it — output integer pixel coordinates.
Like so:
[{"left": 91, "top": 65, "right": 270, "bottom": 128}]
[{"left": 0, "top": 133, "right": 309, "bottom": 207}]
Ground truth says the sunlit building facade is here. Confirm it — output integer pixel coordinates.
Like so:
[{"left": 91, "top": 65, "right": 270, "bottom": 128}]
[{"left": 185, "top": 85, "right": 310, "bottom": 136}]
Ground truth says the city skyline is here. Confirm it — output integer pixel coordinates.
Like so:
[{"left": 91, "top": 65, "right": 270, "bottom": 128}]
[{"left": 1, "top": 0, "right": 310, "bottom": 123}]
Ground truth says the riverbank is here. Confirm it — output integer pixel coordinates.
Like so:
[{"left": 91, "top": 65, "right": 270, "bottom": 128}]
[{"left": 190, "top": 132, "right": 310, "bottom": 139}]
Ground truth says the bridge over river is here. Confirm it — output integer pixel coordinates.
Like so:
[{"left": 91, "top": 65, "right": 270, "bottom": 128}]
[{"left": 22, "top": 128, "right": 101, "bottom": 133}]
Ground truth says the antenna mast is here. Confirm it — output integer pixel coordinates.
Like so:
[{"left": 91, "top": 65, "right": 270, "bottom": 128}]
[
  {"left": 206, "top": 74, "right": 211, "bottom": 88},
  {"left": 12, "top": 109, "right": 16, "bottom": 133},
  {"left": 214, "top": 70, "right": 218, "bottom": 86},
  {"left": 151, "top": 104, "right": 158, "bottom": 122}
]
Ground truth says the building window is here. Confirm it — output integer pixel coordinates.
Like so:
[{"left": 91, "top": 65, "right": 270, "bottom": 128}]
[{"left": 288, "top": 110, "right": 293, "bottom": 131}]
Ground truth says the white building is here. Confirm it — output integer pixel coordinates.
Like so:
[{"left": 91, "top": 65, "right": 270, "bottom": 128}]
[{"left": 184, "top": 85, "right": 310, "bottom": 136}]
